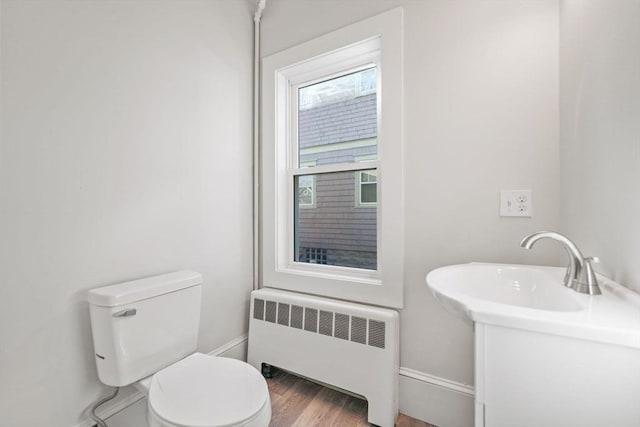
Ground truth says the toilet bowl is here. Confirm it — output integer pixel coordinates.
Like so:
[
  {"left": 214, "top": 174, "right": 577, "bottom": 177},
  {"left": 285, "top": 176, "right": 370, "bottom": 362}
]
[
  {"left": 135, "top": 353, "right": 271, "bottom": 427},
  {"left": 87, "top": 271, "right": 272, "bottom": 427}
]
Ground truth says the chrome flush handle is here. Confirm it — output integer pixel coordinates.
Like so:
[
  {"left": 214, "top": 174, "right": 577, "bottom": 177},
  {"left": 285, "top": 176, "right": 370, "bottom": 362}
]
[{"left": 112, "top": 308, "right": 137, "bottom": 318}]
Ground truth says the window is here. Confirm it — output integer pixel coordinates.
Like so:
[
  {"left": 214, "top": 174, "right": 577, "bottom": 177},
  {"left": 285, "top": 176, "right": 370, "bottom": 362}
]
[
  {"left": 262, "top": 8, "right": 404, "bottom": 308},
  {"left": 297, "top": 175, "right": 315, "bottom": 207},
  {"left": 357, "top": 170, "right": 377, "bottom": 206},
  {"left": 299, "top": 247, "right": 328, "bottom": 264}
]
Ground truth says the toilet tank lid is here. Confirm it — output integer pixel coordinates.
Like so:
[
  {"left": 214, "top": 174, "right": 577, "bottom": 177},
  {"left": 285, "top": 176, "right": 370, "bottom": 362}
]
[{"left": 88, "top": 270, "right": 203, "bottom": 307}]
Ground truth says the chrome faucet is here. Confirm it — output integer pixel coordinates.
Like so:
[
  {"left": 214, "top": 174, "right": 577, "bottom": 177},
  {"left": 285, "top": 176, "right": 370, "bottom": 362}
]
[{"left": 520, "top": 231, "right": 601, "bottom": 295}]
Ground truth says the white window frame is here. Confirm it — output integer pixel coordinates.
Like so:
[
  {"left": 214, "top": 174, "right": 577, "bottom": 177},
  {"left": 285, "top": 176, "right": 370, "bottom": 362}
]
[{"left": 261, "top": 8, "right": 404, "bottom": 308}]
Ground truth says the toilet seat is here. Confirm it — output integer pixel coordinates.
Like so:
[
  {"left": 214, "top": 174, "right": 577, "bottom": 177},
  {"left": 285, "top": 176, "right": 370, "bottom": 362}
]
[{"left": 147, "top": 353, "right": 269, "bottom": 427}]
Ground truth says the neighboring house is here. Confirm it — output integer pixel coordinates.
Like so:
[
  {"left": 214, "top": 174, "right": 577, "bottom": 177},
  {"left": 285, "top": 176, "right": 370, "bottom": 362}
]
[{"left": 296, "top": 90, "right": 378, "bottom": 270}]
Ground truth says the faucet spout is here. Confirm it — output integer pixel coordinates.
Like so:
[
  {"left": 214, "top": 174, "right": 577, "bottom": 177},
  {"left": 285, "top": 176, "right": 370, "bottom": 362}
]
[
  {"left": 520, "top": 231, "right": 585, "bottom": 278},
  {"left": 520, "top": 231, "right": 601, "bottom": 295}
]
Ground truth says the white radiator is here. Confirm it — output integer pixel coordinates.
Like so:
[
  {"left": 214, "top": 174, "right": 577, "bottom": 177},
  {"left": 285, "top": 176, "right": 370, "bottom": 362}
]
[{"left": 248, "top": 288, "right": 399, "bottom": 427}]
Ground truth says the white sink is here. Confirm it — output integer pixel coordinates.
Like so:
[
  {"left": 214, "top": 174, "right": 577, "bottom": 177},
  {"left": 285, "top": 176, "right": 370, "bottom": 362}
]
[
  {"left": 427, "top": 263, "right": 582, "bottom": 319},
  {"left": 426, "top": 262, "right": 640, "bottom": 349}
]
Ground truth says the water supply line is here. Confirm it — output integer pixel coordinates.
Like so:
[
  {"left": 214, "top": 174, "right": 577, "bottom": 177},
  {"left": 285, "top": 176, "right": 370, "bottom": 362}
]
[
  {"left": 253, "top": 0, "right": 266, "bottom": 291},
  {"left": 89, "top": 387, "right": 119, "bottom": 427}
]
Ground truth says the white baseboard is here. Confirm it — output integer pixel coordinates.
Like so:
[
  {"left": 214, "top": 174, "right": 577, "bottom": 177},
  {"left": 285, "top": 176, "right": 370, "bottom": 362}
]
[
  {"left": 399, "top": 367, "right": 475, "bottom": 427},
  {"left": 74, "top": 334, "right": 249, "bottom": 427},
  {"left": 209, "top": 333, "right": 248, "bottom": 360}
]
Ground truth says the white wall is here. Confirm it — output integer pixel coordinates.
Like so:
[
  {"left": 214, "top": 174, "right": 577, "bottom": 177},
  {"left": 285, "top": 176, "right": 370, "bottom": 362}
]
[
  {"left": 0, "top": 1, "right": 254, "bottom": 426},
  {"left": 560, "top": 0, "right": 640, "bottom": 292},
  {"left": 260, "top": 0, "right": 561, "bottom": 419}
]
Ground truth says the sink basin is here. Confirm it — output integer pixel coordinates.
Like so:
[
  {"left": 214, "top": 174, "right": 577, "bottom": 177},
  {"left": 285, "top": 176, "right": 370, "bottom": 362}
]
[{"left": 427, "top": 263, "right": 583, "bottom": 321}]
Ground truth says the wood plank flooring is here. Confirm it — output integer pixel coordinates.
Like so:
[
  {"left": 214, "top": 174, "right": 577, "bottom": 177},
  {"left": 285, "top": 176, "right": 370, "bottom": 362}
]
[{"left": 266, "top": 367, "right": 436, "bottom": 427}]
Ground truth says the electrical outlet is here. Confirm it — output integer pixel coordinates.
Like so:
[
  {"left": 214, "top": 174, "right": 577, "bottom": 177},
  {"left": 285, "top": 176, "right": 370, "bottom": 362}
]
[{"left": 500, "top": 190, "right": 532, "bottom": 217}]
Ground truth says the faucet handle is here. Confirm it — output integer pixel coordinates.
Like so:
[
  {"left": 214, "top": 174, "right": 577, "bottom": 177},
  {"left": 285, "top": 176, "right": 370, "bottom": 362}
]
[{"left": 578, "top": 256, "right": 602, "bottom": 295}]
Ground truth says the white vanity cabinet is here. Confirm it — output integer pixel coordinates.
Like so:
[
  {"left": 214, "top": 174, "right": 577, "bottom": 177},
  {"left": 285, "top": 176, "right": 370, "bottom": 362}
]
[{"left": 474, "top": 323, "right": 640, "bottom": 427}]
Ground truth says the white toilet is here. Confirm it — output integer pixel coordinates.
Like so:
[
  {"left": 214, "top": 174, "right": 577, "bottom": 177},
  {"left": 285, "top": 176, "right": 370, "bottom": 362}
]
[{"left": 87, "top": 270, "right": 271, "bottom": 427}]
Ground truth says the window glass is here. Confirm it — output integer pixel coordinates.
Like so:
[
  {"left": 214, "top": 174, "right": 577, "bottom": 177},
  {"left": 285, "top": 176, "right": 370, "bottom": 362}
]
[
  {"left": 294, "top": 171, "right": 377, "bottom": 270},
  {"left": 298, "top": 67, "right": 377, "bottom": 167}
]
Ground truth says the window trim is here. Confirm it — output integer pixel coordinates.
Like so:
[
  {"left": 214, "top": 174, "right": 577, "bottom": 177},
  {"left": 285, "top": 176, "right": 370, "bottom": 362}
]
[{"left": 261, "top": 8, "right": 404, "bottom": 308}]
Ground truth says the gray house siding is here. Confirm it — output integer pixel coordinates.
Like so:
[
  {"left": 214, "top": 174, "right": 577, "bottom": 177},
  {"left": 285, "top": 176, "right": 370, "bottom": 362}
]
[
  {"left": 297, "top": 93, "right": 377, "bottom": 270},
  {"left": 298, "top": 93, "right": 377, "bottom": 152}
]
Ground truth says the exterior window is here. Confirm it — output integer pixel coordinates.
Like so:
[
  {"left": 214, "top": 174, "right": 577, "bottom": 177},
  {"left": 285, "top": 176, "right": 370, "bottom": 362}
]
[
  {"left": 262, "top": 8, "right": 404, "bottom": 307},
  {"left": 297, "top": 175, "right": 315, "bottom": 207},
  {"left": 299, "top": 247, "right": 328, "bottom": 264},
  {"left": 294, "top": 67, "right": 378, "bottom": 271},
  {"left": 357, "top": 170, "right": 377, "bottom": 206}
]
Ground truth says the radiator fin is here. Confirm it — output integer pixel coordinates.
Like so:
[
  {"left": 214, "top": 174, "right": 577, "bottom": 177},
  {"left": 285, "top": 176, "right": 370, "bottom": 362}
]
[
  {"left": 351, "top": 316, "right": 367, "bottom": 344},
  {"left": 319, "top": 311, "right": 333, "bottom": 336},
  {"left": 304, "top": 308, "right": 318, "bottom": 332},
  {"left": 253, "top": 298, "right": 264, "bottom": 320},
  {"left": 291, "top": 305, "right": 304, "bottom": 329},
  {"left": 334, "top": 313, "right": 350, "bottom": 340},
  {"left": 265, "top": 301, "right": 277, "bottom": 323},
  {"left": 368, "top": 319, "right": 385, "bottom": 349},
  {"left": 278, "top": 303, "right": 290, "bottom": 326}
]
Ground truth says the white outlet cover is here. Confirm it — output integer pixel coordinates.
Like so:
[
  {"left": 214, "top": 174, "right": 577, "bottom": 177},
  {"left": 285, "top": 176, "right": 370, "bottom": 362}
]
[{"left": 500, "top": 190, "right": 532, "bottom": 217}]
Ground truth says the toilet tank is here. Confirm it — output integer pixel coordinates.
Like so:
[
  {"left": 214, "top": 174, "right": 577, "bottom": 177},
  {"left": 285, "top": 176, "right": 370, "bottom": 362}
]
[{"left": 88, "top": 270, "right": 203, "bottom": 387}]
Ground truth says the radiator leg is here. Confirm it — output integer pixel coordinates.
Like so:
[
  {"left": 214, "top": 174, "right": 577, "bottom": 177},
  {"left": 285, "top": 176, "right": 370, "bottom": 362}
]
[
  {"left": 261, "top": 363, "right": 274, "bottom": 378},
  {"left": 367, "top": 394, "right": 398, "bottom": 427}
]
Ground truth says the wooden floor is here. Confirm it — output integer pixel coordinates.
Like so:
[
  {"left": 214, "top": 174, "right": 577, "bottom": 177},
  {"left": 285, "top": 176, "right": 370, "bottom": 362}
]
[{"left": 266, "top": 367, "right": 436, "bottom": 427}]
